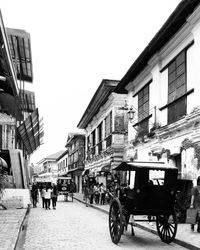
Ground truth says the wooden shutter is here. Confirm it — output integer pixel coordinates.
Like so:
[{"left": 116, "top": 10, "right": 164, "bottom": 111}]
[{"left": 168, "top": 50, "right": 186, "bottom": 124}]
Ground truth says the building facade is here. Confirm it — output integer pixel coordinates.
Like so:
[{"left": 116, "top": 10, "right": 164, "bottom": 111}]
[
  {"left": 78, "top": 79, "right": 128, "bottom": 187},
  {"left": 115, "top": 0, "right": 200, "bottom": 184},
  {"left": 57, "top": 149, "right": 69, "bottom": 177},
  {"left": 65, "top": 132, "right": 85, "bottom": 193},
  {"left": 0, "top": 11, "right": 43, "bottom": 192},
  {"left": 36, "top": 151, "right": 64, "bottom": 184}
]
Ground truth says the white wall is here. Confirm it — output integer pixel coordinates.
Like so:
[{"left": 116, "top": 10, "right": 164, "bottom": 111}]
[{"left": 2, "top": 188, "right": 31, "bottom": 208}]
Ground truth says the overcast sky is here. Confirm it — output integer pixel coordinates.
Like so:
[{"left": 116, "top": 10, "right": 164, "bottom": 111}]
[{"left": 1, "top": 0, "right": 181, "bottom": 164}]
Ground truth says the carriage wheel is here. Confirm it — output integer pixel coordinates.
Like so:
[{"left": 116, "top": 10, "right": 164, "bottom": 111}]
[
  {"left": 109, "top": 198, "right": 123, "bottom": 244},
  {"left": 156, "top": 212, "right": 177, "bottom": 244}
]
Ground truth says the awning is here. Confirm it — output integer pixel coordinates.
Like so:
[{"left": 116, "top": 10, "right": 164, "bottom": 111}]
[
  {"left": 100, "top": 164, "right": 111, "bottom": 172},
  {"left": 57, "top": 176, "right": 71, "bottom": 180},
  {"left": 17, "top": 108, "right": 44, "bottom": 155},
  {"left": 0, "top": 157, "right": 8, "bottom": 169},
  {"left": 114, "top": 161, "right": 178, "bottom": 171},
  {"left": 82, "top": 169, "right": 90, "bottom": 176},
  {"left": 38, "top": 172, "right": 52, "bottom": 177},
  {"left": 67, "top": 168, "right": 77, "bottom": 173}
]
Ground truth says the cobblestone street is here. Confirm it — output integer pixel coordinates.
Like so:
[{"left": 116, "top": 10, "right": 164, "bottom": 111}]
[{"left": 19, "top": 197, "right": 187, "bottom": 250}]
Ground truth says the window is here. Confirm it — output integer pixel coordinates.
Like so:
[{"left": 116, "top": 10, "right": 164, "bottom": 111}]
[
  {"left": 168, "top": 50, "right": 186, "bottom": 124},
  {"left": 7, "top": 31, "right": 33, "bottom": 82},
  {"left": 87, "top": 136, "right": 90, "bottom": 149},
  {"left": 138, "top": 85, "right": 149, "bottom": 135},
  {"left": 97, "top": 122, "right": 102, "bottom": 142},
  {"left": 74, "top": 151, "right": 78, "bottom": 162},
  {"left": 105, "top": 111, "right": 112, "bottom": 138},
  {"left": 92, "top": 129, "right": 96, "bottom": 147},
  {"left": 97, "top": 122, "right": 103, "bottom": 154}
]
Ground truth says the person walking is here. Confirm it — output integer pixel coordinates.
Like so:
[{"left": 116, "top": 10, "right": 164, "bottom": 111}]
[
  {"left": 190, "top": 176, "right": 200, "bottom": 232},
  {"left": 89, "top": 184, "right": 94, "bottom": 205},
  {"left": 44, "top": 185, "right": 52, "bottom": 210},
  {"left": 100, "top": 183, "right": 106, "bottom": 205},
  {"left": 41, "top": 185, "right": 46, "bottom": 208},
  {"left": 83, "top": 184, "right": 90, "bottom": 207},
  {"left": 94, "top": 183, "right": 100, "bottom": 204},
  {"left": 51, "top": 184, "right": 58, "bottom": 209},
  {"left": 31, "top": 183, "right": 38, "bottom": 208}
]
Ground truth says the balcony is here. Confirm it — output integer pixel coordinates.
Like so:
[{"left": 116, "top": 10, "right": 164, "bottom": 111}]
[
  {"left": 97, "top": 141, "right": 102, "bottom": 154},
  {"left": 105, "top": 134, "right": 112, "bottom": 148}
]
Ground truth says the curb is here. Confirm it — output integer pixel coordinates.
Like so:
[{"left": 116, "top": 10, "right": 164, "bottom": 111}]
[
  {"left": 73, "top": 197, "right": 109, "bottom": 215},
  {"left": 14, "top": 205, "right": 30, "bottom": 250},
  {"left": 74, "top": 197, "right": 200, "bottom": 250},
  {"left": 136, "top": 223, "right": 200, "bottom": 250}
]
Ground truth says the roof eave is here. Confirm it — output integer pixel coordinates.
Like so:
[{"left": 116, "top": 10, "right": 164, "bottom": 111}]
[
  {"left": 77, "top": 79, "right": 119, "bottom": 129},
  {"left": 115, "top": 0, "right": 200, "bottom": 93}
]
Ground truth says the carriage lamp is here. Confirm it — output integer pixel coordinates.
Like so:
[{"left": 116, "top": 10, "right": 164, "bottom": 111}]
[
  {"left": 136, "top": 188, "right": 140, "bottom": 194},
  {"left": 127, "top": 106, "right": 135, "bottom": 122}
]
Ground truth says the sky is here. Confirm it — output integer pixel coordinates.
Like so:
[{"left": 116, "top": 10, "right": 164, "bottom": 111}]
[{"left": 0, "top": 0, "right": 181, "bottom": 165}]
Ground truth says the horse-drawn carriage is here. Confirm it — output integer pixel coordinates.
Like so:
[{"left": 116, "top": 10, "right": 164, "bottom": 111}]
[
  {"left": 57, "top": 176, "right": 75, "bottom": 202},
  {"left": 109, "top": 161, "right": 178, "bottom": 244}
]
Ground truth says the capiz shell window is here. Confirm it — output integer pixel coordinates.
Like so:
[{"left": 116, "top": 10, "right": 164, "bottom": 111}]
[
  {"left": 168, "top": 50, "right": 186, "bottom": 124},
  {"left": 105, "top": 111, "right": 112, "bottom": 138}
]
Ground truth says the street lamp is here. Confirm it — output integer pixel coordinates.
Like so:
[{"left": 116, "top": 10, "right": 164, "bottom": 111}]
[{"left": 127, "top": 106, "right": 135, "bottom": 122}]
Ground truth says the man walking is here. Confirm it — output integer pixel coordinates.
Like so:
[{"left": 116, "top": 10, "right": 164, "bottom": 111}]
[
  {"left": 31, "top": 183, "right": 38, "bottom": 208},
  {"left": 190, "top": 176, "right": 200, "bottom": 232}
]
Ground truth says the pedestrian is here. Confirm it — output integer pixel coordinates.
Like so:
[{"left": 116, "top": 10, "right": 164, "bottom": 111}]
[
  {"left": 41, "top": 185, "right": 46, "bottom": 208},
  {"left": 107, "top": 185, "right": 114, "bottom": 204},
  {"left": 190, "top": 176, "right": 200, "bottom": 232},
  {"left": 94, "top": 183, "right": 100, "bottom": 204},
  {"left": 114, "top": 180, "right": 121, "bottom": 199},
  {"left": 44, "top": 185, "right": 52, "bottom": 210},
  {"left": 100, "top": 183, "right": 106, "bottom": 205},
  {"left": 51, "top": 184, "right": 58, "bottom": 209},
  {"left": 31, "top": 183, "right": 38, "bottom": 208},
  {"left": 82, "top": 181, "right": 87, "bottom": 201},
  {"left": 89, "top": 184, "right": 94, "bottom": 204},
  {"left": 83, "top": 184, "right": 90, "bottom": 207}
]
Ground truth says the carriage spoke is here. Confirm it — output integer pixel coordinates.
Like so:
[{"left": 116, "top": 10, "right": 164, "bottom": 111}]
[
  {"left": 160, "top": 225, "right": 165, "bottom": 235},
  {"left": 109, "top": 198, "right": 123, "bottom": 244},
  {"left": 169, "top": 223, "right": 175, "bottom": 229},
  {"left": 168, "top": 224, "right": 174, "bottom": 235},
  {"left": 156, "top": 213, "right": 177, "bottom": 243}
]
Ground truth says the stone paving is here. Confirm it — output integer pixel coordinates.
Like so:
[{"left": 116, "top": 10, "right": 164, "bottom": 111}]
[
  {"left": 0, "top": 209, "right": 27, "bottom": 250},
  {"left": 0, "top": 194, "right": 200, "bottom": 250},
  {"left": 22, "top": 196, "right": 186, "bottom": 250},
  {"left": 73, "top": 193, "right": 200, "bottom": 250}
]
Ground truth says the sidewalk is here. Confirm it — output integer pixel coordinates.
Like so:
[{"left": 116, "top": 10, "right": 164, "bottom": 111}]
[
  {"left": 0, "top": 207, "right": 28, "bottom": 250},
  {"left": 73, "top": 192, "right": 200, "bottom": 250}
]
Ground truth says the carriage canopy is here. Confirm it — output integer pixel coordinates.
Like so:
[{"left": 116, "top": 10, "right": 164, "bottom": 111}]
[{"left": 113, "top": 161, "right": 178, "bottom": 171}]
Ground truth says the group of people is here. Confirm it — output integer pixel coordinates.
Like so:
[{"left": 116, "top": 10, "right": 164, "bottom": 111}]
[
  {"left": 82, "top": 181, "right": 123, "bottom": 207},
  {"left": 83, "top": 182, "right": 107, "bottom": 207},
  {"left": 30, "top": 183, "right": 58, "bottom": 210}
]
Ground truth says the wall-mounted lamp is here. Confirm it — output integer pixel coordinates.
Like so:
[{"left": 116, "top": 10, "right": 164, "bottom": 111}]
[{"left": 127, "top": 106, "right": 135, "bottom": 122}]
